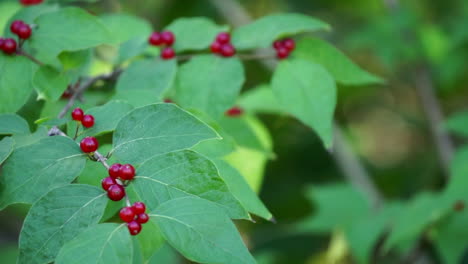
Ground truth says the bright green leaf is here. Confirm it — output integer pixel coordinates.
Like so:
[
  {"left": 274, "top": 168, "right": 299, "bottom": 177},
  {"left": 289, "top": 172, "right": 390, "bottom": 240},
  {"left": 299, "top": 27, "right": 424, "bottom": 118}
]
[
  {"left": 18, "top": 184, "right": 107, "bottom": 264},
  {"left": 0, "top": 136, "right": 86, "bottom": 209},
  {"left": 232, "top": 13, "right": 330, "bottom": 50},
  {"left": 0, "top": 114, "right": 30, "bottom": 135},
  {"left": 112, "top": 103, "right": 218, "bottom": 164},
  {"left": 55, "top": 223, "right": 132, "bottom": 264},
  {"left": 112, "top": 90, "right": 160, "bottom": 108},
  {"left": 175, "top": 55, "right": 245, "bottom": 119},
  {"left": 34, "top": 66, "right": 70, "bottom": 101},
  {"left": 116, "top": 37, "right": 150, "bottom": 64},
  {"left": 271, "top": 59, "right": 336, "bottom": 147},
  {"left": 136, "top": 220, "right": 165, "bottom": 261},
  {"left": 101, "top": 14, "right": 152, "bottom": 44},
  {"left": 432, "top": 211, "right": 468, "bottom": 264},
  {"left": 0, "top": 137, "right": 14, "bottom": 165},
  {"left": 151, "top": 197, "right": 256, "bottom": 264},
  {"left": 445, "top": 111, "right": 468, "bottom": 137},
  {"left": 238, "top": 84, "right": 284, "bottom": 114}
]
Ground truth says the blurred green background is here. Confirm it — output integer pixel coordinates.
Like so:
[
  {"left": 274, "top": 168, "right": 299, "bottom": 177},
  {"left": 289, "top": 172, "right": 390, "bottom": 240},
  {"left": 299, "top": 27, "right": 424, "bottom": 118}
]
[{"left": 1, "top": 0, "right": 468, "bottom": 263}]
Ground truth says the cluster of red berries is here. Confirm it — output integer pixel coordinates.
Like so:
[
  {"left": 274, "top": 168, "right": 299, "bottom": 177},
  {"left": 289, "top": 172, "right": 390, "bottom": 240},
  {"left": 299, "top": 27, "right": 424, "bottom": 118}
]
[
  {"left": 20, "top": 0, "right": 43, "bottom": 5},
  {"left": 119, "top": 202, "right": 149, "bottom": 235},
  {"left": 225, "top": 106, "right": 244, "bottom": 117},
  {"left": 210, "top": 32, "right": 236, "bottom": 57},
  {"left": 148, "top": 31, "right": 176, "bottom": 60},
  {"left": 0, "top": 20, "right": 32, "bottom": 55},
  {"left": 71, "top": 107, "right": 95, "bottom": 128},
  {"left": 101, "top": 163, "right": 135, "bottom": 200},
  {"left": 273, "top": 38, "right": 295, "bottom": 59}
]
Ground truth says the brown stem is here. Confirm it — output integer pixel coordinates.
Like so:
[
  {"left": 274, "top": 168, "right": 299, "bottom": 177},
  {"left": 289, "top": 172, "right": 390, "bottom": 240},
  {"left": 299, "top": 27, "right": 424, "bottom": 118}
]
[
  {"left": 17, "top": 50, "right": 44, "bottom": 66},
  {"left": 176, "top": 52, "right": 276, "bottom": 62}
]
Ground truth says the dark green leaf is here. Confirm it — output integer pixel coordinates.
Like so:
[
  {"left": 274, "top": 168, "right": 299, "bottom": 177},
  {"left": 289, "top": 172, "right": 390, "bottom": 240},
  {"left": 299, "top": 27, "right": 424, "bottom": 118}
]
[
  {"left": 175, "top": 55, "right": 245, "bottom": 119},
  {"left": 112, "top": 103, "right": 219, "bottom": 164},
  {"left": 136, "top": 220, "right": 165, "bottom": 260},
  {"left": 11, "top": 126, "right": 48, "bottom": 148},
  {"left": 0, "top": 114, "right": 30, "bottom": 135},
  {"left": 18, "top": 184, "right": 108, "bottom": 264},
  {"left": 55, "top": 223, "right": 132, "bottom": 264},
  {"left": 432, "top": 211, "right": 468, "bottom": 264},
  {"left": 112, "top": 90, "right": 160, "bottom": 108},
  {"left": 101, "top": 14, "right": 152, "bottom": 44},
  {"left": 33, "top": 66, "right": 70, "bottom": 102},
  {"left": 0, "top": 137, "right": 14, "bottom": 165},
  {"left": 116, "top": 37, "right": 150, "bottom": 64},
  {"left": 151, "top": 197, "right": 256, "bottom": 264},
  {"left": 445, "top": 111, "right": 468, "bottom": 137},
  {"left": 271, "top": 59, "right": 336, "bottom": 147}
]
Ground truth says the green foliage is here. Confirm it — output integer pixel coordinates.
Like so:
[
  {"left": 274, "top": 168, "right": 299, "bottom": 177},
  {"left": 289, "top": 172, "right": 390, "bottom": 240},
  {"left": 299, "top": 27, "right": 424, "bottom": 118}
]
[
  {"left": 0, "top": 114, "right": 30, "bottom": 134},
  {"left": 33, "top": 65, "right": 70, "bottom": 101},
  {"left": 101, "top": 14, "right": 152, "bottom": 44},
  {"left": 445, "top": 111, "right": 468, "bottom": 137},
  {"left": 0, "top": 137, "right": 14, "bottom": 165}
]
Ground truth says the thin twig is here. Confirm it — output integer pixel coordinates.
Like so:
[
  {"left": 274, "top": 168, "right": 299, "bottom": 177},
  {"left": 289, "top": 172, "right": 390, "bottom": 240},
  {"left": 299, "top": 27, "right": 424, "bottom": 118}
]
[
  {"left": 177, "top": 53, "right": 276, "bottom": 62},
  {"left": 17, "top": 50, "right": 44, "bottom": 66}
]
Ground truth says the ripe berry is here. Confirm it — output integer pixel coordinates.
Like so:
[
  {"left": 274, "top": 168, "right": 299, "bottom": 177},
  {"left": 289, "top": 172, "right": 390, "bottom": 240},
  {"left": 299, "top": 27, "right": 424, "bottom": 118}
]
[
  {"left": 2, "top": 39, "right": 17, "bottom": 54},
  {"left": 81, "top": 114, "right": 95, "bottom": 128},
  {"left": 0, "top": 38, "right": 4, "bottom": 50},
  {"left": 80, "top": 137, "right": 98, "bottom": 153},
  {"left": 161, "top": 31, "right": 175, "bottom": 46},
  {"left": 163, "top": 98, "right": 173, "bottom": 103},
  {"left": 17, "top": 24, "right": 32, "bottom": 39},
  {"left": 132, "top": 202, "right": 146, "bottom": 214},
  {"left": 220, "top": 44, "right": 235, "bottom": 57},
  {"left": 119, "top": 206, "right": 136, "bottom": 223},
  {"left": 225, "top": 106, "right": 244, "bottom": 117},
  {"left": 108, "top": 163, "right": 122, "bottom": 179},
  {"left": 272, "top": 40, "right": 283, "bottom": 49},
  {"left": 210, "top": 41, "right": 222, "bottom": 53},
  {"left": 136, "top": 213, "right": 149, "bottom": 224},
  {"left": 107, "top": 184, "right": 125, "bottom": 201},
  {"left": 161, "top": 47, "right": 175, "bottom": 60},
  {"left": 10, "top": 20, "right": 24, "bottom": 34},
  {"left": 71, "top": 108, "right": 84, "bottom": 121},
  {"left": 127, "top": 221, "right": 142, "bottom": 236},
  {"left": 61, "top": 90, "right": 72, "bottom": 99},
  {"left": 216, "top": 32, "right": 230, "bottom": 44},
  {"left": 20, "top": 0, "right": 44, "bottom": 5},
  {"left": 120, "top": 164, "right": 135, "bottom": 180},
  {"left": 101, "top": 177, "right": 116, "bottom": 191},
  {"left": 283, "top": 38, "right": 295, "bottom": 51},
  {"left": 148, "top": 32, "right": 163, "bottom": 46},
  {"left": 276, "top": 47, "right": 289, "bottom": 59}
]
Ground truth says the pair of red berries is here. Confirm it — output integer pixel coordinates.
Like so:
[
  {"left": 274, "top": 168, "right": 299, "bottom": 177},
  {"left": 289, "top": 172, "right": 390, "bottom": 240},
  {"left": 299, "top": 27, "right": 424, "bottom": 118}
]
[
  {"left": 148, "top": 31, "right": 176, "bottom": 60},
  {"left": 0, "top": 20, "right": 32, "bottom": 55},
  {"left": 71, "top": 107, "right": 95, "bottom": 128},
  {"left": 225, "top": 106, "right": 244, "bottom": 117},
  {"left": 210, "top": 32, "right": 236, "bottom": 57},
  {"left": 20, "top": 0, "right": 43, "bottom": 5},
  {"left": 119, "top": 202, "right": 149, "bottom": 236},
  {"left": 273, "top": 38, "right": 295, "bottom": 59}
]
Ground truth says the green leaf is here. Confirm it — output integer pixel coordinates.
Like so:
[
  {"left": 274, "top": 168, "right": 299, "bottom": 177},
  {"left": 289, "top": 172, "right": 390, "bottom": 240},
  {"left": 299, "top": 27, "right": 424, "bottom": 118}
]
[
  {"left": 30, "top": 7, "right": 112, "bottom": 63},
  {"left": 298, "top": 184, "right": 370, "bottom": 232},
  {"left": 165, "top": 17, "right": 228, "bottom": 52},
  {"left": 116, "top": 59, "right": 177, "bottom": 97},
  {"left": 432, "top": 211, "right": 468, "bottom": 264},
  {"left": 151, "top": 197, "right": 256, "bottom": 264},
  {"left": 232, "top": 13, "right": 330, "bottom": 50},
  {"left": 100, "top": 14, "right": 152, "bottom": 44},
  {"left": 271, "top": 59, "right": 336, "bottom": 147},
  {"left": 0, "top": 137, "right": 14, "bottom": 165},
  {"left": 11, "top": 126, "right": 48, "bottom": 148},
  {"left": 0, "top": 136, "right": 86, "bottom": 209},
  {"left": 55, "top": 223, "right": 132, "bottom": 264},
  {"left": 132, "top": 150, "right": 249, "bottom": 219},
  {"left": 147, "top": 243, "right": 180, "bottom": 264},
  {"left": 136, "top": 220, "right": 165, "bottom": 260},
  {"left": 116, "top": 37, "right": 150, "bottom": 64},
  {"left": 112, "top": 90, "right": 160, "bottom": 108},
  {"left": 33, "top": 65, "right": 70, "bottom": 101},
  {"left": 294, "top": 37, "right": 383, "bottom": 85},
  {"left": 77, "top": 100, "right": 134, "bottom": 138},
  {"left": 58, "top": 49, "right": 92, "bottom": 82},
  {"left": 18, "top": 184, "right": 108, "bottom": 264},
  {"left": 0, "top": 55, "right": 37, "bottom": 114},
  {"left": 445, "top": 111, "right": 468, "bottom": 137},
  {"left": 238, "top": 84, "right": 284, "bottom": 115},
  {"left": 175, "top": 55, "right": 245, "bottom": 119},
  {"left": 112, "top": 103, "right": 219, "bottom": 164},
  {"left": 214, "top": 159, "right": 272, "bottom": 220},
  {"left": 0, "top": 114, "right": 30, "bottom": 135}
]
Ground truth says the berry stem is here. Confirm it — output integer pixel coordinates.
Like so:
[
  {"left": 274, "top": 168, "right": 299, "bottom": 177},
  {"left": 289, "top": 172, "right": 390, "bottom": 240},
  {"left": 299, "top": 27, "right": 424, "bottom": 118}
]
[
  {"left": 93, "top": 151, "right": 110, "bottom": 169},
  {"left": 73, "top": 124, "right": 80, "bottom": 140},
  {"left": 17, "top": 49, "right": 44, "bottom": 66},
  {"left": 175, "top": 52, "right": 276, "bottom": 62}
]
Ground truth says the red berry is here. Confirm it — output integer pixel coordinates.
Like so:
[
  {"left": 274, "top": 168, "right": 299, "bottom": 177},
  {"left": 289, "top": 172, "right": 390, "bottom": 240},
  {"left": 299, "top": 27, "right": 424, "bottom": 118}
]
[
  {"left": 17, "top": 24, "right": 32, "bottom": 39},
  {"left": 107, "top": 184, "right": 125, "bottom": 201},
  {"left": 132, "top": 202, "right": 146, "bottom": 214},
  {"left": 120, "top": 164, "right": 135, "bottom": 180},
  {"left": 276, "top": 47, "right": 289, "bottom": 59},
  {"left": 136, "top": 213, "right": 149, "bottom": 224},
  {"left": 220, "top": 43, "right": 235, "bottom": 57},
  {"left": 2, "top": 39, "right": 17, "bottom": 54},
  {"left": 119, "top": 206, "right": 136, "bottom": 222},
  {"left": 10, "top": 20, "right": 24, "bottom": 34},
  {"left": 0, "top": 38, "right": 5, "bottom": 50},
  {"left": 20, "top": 0, "right": 44, "bottom": 5},
  {"left": 163, "top": 98, "right": 173, "bottom": 103},
  {"left": 225, "top": 106, "right": 244, "bottom": 117},
  {"left": 101, "top": 177, "right": 116, "bottom": 191},
  {"left": 216, "top": 32, "right": 230, "bottom": 44},
  {"left": 161, "top": 31, "right": 175, "bottom": 46},
  {"left": 148, "top": 32, "right": 163, "bottom": 46},
  {"left": 108, "top": 163, "right": 122, "bottom": 179},
  {"left": 80, "top": 137, "right": 98, "bottom": 153},
  {"left": 81, "top": 114, "right": 95, "bottom": 128},
  {"left": 210, "top": 41, "right": 222, "bottom": 53},
  {"left": 71, "top": 108, "right": 84, "bottom": 121},
  {"left": 161, "top": 47, "right": 175, "bottom": 60},
  {"left": 272, "top": 40, "right": 283, "bottom": 49},
  {"left": 61, "top": 90, "right": 72, "bottom": 99},
  {"left": 283, "top": 38, "right": 295, "bottom": 51},
  {"left": 127, "top": 221, "right": 142, "bottom": 236}
]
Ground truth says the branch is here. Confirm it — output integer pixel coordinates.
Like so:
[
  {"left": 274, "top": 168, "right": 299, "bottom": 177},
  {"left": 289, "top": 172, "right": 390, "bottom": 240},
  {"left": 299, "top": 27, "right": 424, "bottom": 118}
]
[
  {"left": 17, "top": 49, "right": 44, "bottom": 66},
  {"left": 176, "top": 52, "right": 276, "bottom": 62}
]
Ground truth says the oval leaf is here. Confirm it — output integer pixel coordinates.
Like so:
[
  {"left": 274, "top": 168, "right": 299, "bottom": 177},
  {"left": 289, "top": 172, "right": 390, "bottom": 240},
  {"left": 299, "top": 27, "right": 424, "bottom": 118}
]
[
  {"left": 18, "top": 184, "right": 108, "bottom": 264},
  {"left": 33, "top": 65, "right": 70, "bottom": 101},
  {"left": 0, "top": 137, "right": 14, "bottom": 165},
  {"left": 151, "top": 197, "right": 256, "bottom": 264},
  {"left": 0, "top": 114, "right": 30, "bottom": 135}
]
